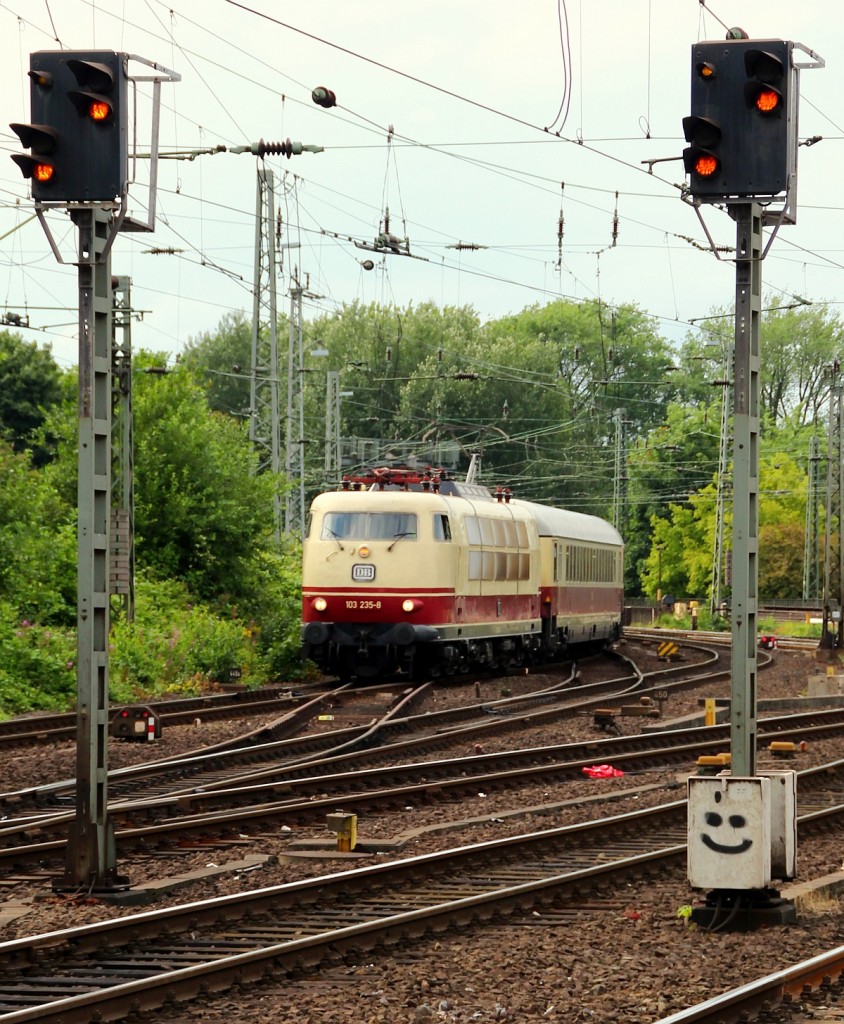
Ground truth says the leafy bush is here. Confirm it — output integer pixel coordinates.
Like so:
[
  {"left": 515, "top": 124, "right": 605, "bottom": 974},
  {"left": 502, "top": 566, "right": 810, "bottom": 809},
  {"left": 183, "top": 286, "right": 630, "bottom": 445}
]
[
  {"left": 239, "top": 545, "right": 311, "bottom": 681},
  {"left": 109, "top": 575, "right": 265, "bottom": 701},
  {"left": 0, "top": 600, "right": 76, "bottom": 715}
]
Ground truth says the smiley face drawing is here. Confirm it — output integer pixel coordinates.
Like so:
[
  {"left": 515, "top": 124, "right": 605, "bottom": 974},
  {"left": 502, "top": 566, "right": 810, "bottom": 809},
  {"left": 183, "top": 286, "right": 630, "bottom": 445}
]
[{"left": 701, "top": 789, "right": 753, "bottom": 855}]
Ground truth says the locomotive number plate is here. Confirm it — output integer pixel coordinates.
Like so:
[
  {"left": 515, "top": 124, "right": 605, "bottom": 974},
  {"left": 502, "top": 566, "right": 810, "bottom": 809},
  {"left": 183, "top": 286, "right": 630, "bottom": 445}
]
[{"left": 351, "top": 563, "right": 376, "bottom": 582}]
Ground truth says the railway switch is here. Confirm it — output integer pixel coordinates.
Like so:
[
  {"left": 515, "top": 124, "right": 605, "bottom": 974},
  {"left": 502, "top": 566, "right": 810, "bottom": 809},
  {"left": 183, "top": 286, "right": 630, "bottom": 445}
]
[
  {"left": 110, "top": 705, "right": 162, "bottom": 742},
  {"left": 326, "top": 812, "right": 357, "bottom": 852}
]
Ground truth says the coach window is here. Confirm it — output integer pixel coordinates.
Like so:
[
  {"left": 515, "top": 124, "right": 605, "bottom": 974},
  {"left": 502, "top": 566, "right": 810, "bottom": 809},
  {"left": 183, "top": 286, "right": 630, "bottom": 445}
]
[
  {"left": 515, "top": 522, "right": 529, "bottom": 549},
  {"left": 466, "top": 516, "right": 481, "bottom": 545},
  {"left": 479, "top": 517, "right": 495, "bottom": 545},
  {"left": 433, "top": 514, "right": 452, "bottom": 541}
]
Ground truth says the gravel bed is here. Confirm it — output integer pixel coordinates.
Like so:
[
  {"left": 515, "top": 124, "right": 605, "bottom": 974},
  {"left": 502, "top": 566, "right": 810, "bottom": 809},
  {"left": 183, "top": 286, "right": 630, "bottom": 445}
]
[{"left": 1, "top": 647, "right": 842, "bottom": 1023}]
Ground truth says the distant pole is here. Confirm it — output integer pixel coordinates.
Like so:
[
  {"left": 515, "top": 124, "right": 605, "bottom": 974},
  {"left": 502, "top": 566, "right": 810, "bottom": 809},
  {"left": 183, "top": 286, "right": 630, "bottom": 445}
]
[
  {"left": 111, "top": 276, "right": 134, "bottom": 623},
  {"left": 803, "top": 434, "right": 821, "bottom": 601},
  {"left": 710, "top": 345, "right": 732, "bottom": 620},
  {"left": 249, "top": 166, "right": 282, "bottom": 546},
  {"left": 284, "top": 275, "right": 306, "bottom": 536},
  {"left": 822, "top": 368, "right": 843, "bottom": 648},
  {"left": 325, "top": 369, "right": 341, "bottom": 485},
  {"left": 729, "top": 202, "right": 762, "bottom": 779},
  {"left": 611, "top": 408, "right": 628, "bottom": 535}
]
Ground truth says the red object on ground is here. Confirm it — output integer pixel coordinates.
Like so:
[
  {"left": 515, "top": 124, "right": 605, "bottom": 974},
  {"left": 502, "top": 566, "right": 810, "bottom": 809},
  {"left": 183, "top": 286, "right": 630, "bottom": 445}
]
[{"left": 581, "top": 764, "right": 624, "bottom": 779}]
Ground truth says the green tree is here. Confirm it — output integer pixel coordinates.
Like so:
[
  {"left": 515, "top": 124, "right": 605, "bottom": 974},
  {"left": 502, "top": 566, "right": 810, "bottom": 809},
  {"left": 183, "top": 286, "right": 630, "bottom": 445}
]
[
  {"left": 677, "top": 300, "right": 843, "bottom": 427},
  {"left": 133, "top": 355, "right": 276, "bottom": 601},
  {"left": 0, "top": 331, "right": 64, "bottom": 462},
  {"left": 181, "top": 311, "right": 252, "bottom": 418},
  {"left": 0, "top": 437, "right": 76, "bottom": 623}
]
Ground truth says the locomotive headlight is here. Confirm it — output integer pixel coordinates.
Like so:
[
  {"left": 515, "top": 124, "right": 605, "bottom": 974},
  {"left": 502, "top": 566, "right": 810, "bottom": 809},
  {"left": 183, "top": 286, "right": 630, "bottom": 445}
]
[
  {"left": 313, "top": 597, "right": 328, "bottom": 612},
  {"left": 358, "top": 545, "right": 371, "bottom": 558},
  {"left": 402, "top": 599, "right": 416, "bottom": 613}
]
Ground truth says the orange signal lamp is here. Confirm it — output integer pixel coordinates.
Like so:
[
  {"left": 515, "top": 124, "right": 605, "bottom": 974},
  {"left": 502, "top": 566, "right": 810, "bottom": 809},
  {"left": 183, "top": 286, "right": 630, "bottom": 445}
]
[
  {"left": 89, "top": 100, "right": 111, "bottom": 122},
  {"left": 754, "top": 89, "right": 780, "bottom": 114},
  {"left": 696, "top": 62, "right": 716, "bottom": 79},
  {"left": 694, "top": 154, "right": 719, "bottom": 177},
  {"left": 33, "top": 163, "right": 54, "bottom": 183}
]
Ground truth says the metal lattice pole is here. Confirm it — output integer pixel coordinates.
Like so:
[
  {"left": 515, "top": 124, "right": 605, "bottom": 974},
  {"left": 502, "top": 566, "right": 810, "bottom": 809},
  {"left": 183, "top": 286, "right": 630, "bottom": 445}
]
[
  {"left": 284, "top": 277, "right": 306, "bottom": 536},
  {"left": 803, "top": 434, "right": 822, "bottom": 601},
  {"left": 729, "top": 203, "right": 762, "bottom": 779},
  {"left": 57, "top": 207, "right": 127, "bottom": 892},
  {"left": 710, "top": 345, "right": 733, "bottom": 620},
  {"left": 249, "top": 166, "right": 282, "bottom": 546},
  {"left": 822, "top": 369, "right": 843, "bottom": 649},
  {"left": 611, "top": 408, "right": 628, "bottom": 536},
  {"left": 325, "top": 369, "right": 341, "bottom": 485},
  {"left": 111, "top": 276, "right": 134, "bottom": 623}
]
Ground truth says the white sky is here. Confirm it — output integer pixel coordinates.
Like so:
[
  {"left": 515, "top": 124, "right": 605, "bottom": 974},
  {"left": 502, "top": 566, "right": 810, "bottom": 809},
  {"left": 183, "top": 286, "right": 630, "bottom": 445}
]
[{"left": 0, "top": 0, "right": 841, "bottom": 369}]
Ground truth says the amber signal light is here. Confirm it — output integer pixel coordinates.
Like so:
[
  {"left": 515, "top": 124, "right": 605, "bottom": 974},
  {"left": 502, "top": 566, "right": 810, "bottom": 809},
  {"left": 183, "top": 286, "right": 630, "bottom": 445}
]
[
  {"left": 694, "top": 154, "right": 719, "bottom": 177},
  {"left": 754, "top": 88, "right": 780, "bottom": 114},
  {"left": 88, "top": 100, "right": 112, "bottom": 122}
]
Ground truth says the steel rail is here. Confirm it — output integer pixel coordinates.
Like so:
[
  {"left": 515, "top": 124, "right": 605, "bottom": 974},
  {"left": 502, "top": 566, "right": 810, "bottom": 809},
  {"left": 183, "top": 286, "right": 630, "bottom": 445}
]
[
  {"left": 1, "top": 800, "right": 843, "bottom": 1023},
  {"left": 653, "top": 944, "right": 844, "bottom": 1023},
  {"left": 0, "top": 649, "right": 721, "bottom": 810},
  {"left": 2, "top": 712, "right": 844, "bottom": 875}
]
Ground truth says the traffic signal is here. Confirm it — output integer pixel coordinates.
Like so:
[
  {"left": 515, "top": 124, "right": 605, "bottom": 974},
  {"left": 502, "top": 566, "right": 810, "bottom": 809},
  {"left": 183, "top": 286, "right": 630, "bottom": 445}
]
[
  {"left": 682, "top": 39, "right": 795, "bottom": 200},
  {"left": 10, "top": 50, "right": 128, "bottom": 203}
]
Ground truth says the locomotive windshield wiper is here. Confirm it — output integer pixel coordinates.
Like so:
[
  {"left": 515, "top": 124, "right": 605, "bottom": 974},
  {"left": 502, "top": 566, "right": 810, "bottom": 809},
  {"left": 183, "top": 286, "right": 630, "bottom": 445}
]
[
  {"left": 387, "top": 531, "right": 414, "bottom": 551},
  {"left": 325, "top": 528, "right": 345, "bottom": 553}
]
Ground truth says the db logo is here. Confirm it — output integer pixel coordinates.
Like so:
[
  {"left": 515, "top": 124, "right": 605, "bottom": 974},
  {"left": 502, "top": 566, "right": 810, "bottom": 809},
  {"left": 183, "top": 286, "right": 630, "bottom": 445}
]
[{"left": 351, "top": 564, "right": 376, "bottom": 582}]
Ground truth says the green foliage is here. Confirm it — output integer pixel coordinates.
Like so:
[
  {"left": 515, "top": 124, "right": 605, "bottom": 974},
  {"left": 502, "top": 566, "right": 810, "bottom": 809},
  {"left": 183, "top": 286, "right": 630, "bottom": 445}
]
[
  {"left": 133, "top": 360, "right": 276, "bottom": 601},
  {"left": 109, "top": 575, "right": 264, "bottom": 701},
  {"left": 238, "top": 544, "right": 308, "bottom": 680},
  {"left": 181, "top": 311, "right": 252, "bottom": 418},
  {"left": 0, "top": 331, "right": 64, "bottom": 460},
  {"left": 0, "top": 438, "right": 76, "bottom": 624},
  {"left": 0, "top": 600, "right": 76, "bottom": 715}
]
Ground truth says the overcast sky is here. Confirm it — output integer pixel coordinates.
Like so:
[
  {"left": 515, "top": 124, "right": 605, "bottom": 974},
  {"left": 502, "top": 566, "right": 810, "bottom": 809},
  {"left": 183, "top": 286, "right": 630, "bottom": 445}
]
[{"left": 0, "top": 0, "right": 840, "bottom": 370}]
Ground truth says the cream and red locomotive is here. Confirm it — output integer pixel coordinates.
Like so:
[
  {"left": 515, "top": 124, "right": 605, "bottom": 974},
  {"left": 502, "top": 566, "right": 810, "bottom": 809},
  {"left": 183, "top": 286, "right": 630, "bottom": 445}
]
[{"left": 301, "top": 468, "right": 623, "bottom": 680}]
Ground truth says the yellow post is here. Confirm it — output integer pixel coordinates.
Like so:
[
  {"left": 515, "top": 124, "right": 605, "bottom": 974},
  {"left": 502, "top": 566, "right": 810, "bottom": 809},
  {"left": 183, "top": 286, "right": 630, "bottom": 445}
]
[
  {"left": 326, "top": 812, "right": 357, "bottom": 852},
  {"left": 704, "top": 697, "right": 716, "bottom": 727}
]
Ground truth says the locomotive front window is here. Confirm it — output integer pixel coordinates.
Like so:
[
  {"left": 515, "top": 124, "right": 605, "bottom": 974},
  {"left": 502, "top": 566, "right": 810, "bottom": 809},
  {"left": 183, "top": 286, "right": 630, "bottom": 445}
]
[
  {"left": 321, "top": 511, "right": 417, "bottom": 541},
  {"left": 367, "top": 512, "right": 417, "bottom": 540}
]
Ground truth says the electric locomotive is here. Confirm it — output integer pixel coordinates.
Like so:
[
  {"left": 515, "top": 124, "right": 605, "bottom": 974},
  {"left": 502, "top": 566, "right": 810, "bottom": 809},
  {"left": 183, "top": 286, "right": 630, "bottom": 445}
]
[{"left": 301, "top": 467, "right": 623, "bottom": 681}]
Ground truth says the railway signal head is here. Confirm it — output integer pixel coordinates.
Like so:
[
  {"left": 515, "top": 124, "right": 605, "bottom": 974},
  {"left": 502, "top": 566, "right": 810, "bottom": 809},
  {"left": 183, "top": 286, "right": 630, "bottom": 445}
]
[
  {"left": 682, "top": 38, "right": 796, "bottom": 200},
  {"left": 10, "top": 50, "right": 128, "bottom": 203}
]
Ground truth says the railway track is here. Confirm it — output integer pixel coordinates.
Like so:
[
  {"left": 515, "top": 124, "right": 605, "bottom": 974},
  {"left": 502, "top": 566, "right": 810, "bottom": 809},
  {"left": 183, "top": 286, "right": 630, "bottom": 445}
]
[
  {"left": 625, "top": 626, "right": 819, "bottom": 653},
  {"left": 2, "top": 690, "right": 842, "bottom": 877},
  {"left": 654, "top": 942, "right": 844, "bottom": 1023},
  {"left": 0, "top": 645, "right": 726, "bottom": 819},
  {"left": 0, "top": 780, "right": 842, "bottom": 1023},
  {"left": 0, "top": 685, "right": 311, "bottom": 751}
]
